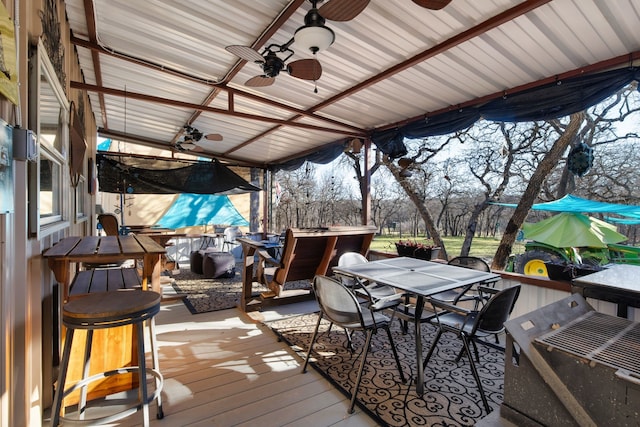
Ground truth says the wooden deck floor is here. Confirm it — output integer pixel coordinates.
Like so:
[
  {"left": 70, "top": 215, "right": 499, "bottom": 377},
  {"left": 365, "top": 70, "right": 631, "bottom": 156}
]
[{"left": 81, "top": 299, "right": 380, "bottom": 427}]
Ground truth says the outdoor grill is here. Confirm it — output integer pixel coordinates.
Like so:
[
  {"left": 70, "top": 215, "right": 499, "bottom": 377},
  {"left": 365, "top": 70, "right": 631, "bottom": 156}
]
[{"left": 496, "top": 294, "right": 640, "bottom": 427}]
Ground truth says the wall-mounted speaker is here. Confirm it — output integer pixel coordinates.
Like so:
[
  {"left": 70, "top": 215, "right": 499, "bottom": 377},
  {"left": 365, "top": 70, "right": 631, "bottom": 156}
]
[{"left": 13, "top": 127, "right": 37, "bottom": 162}]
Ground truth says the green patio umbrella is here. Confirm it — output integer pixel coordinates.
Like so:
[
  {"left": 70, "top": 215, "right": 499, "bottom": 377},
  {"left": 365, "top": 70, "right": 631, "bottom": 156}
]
[{"left": 522, "top": 212, "right": 627, "bottom": 248}]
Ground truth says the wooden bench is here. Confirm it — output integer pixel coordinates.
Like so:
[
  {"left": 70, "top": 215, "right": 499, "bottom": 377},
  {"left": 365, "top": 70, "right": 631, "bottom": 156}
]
[{"left": 237, "top": 226, "right": 377, "bottom": 311}]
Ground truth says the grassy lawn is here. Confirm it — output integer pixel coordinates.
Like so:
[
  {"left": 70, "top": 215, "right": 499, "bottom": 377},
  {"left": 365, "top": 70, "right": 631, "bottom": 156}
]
[{"left": 371, "top": 235, "right": 526, "bottom": 261}]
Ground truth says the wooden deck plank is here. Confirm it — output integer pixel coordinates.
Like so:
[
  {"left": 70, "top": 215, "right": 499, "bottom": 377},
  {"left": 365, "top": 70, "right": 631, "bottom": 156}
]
[
  {"left": 165, "top": 372, "right": 335, "bottom": 426},
  {"left": 232, "top": 389, "right": 365, "bottom": 427}
]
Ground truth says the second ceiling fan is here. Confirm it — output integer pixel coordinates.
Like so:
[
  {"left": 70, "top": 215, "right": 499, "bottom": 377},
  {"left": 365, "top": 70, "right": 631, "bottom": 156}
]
[{"left": 175, "top": 125, "right": 223, "bottom": 152}]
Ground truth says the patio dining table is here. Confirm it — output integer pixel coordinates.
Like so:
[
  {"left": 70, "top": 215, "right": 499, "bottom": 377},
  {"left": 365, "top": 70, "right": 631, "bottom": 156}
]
[{"left": 333, "top": 256, "right": 500, "bottom": 396}]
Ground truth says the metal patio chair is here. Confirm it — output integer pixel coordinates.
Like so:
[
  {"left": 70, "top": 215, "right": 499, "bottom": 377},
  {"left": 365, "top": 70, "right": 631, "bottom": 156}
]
[
  {"left": 423, "top": 285, "right": 521, "bottom": 413},
  {"left": 302, "top": 275, "right": 406, "bottom": 414}
]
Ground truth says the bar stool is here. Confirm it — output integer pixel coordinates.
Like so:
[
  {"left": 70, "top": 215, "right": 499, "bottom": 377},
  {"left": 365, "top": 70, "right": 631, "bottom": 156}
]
[{"left": 51, "top": 290, "right": 164, "bottom": 426}]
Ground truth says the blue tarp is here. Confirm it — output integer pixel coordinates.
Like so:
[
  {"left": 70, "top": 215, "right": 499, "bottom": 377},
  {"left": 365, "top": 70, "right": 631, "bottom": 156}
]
[
  {"left": 605, "top": 216, "right": 640, "bottom": 225},
  {"left": 156, "top": 194, "right": 249, "bottom": 229},
  {"left": 490, "top": 194, "right": 640, "bottom": 215},
  {"left": 97, "top": 138, "right": 112, "bottom": 151}
]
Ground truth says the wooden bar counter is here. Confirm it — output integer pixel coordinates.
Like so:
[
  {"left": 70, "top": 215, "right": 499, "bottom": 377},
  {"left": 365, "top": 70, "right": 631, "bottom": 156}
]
[
  {"left": 43, "top": 235, "right": 166, "bottom": 299},
  {"left": 43, "top": 235, "right": 166, "bottom": 406}
]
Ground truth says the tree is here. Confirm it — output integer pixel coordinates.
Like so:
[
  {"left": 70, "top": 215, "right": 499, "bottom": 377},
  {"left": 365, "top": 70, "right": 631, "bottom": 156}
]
[
  {"left": 383, "top": 136, "right": 455, "bottom": 259},
  {"left": 457, "top": 120, "right": 557, "bottom": 256},
  {"left": 492, "top": 113, "right": 585, "bottom": 269}
]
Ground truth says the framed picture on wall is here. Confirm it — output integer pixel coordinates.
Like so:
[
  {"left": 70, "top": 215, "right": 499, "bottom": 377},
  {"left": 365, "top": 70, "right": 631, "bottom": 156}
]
[{"left": 0, "top": 118, "right": 13, "bottom": 213}]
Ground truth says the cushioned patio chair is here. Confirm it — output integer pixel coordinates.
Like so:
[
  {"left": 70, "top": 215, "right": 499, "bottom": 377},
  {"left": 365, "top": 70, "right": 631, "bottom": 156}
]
[
  {"left": 302, "top": 275, "right": 406, "bottom": 414},
  {"left": 423, "top": 285, "right": 521, "bottom": 414}
]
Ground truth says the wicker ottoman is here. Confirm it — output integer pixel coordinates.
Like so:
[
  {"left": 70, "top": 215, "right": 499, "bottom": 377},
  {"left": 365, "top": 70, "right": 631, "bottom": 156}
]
[{"left": 202, "top": 252, "right": 236, "bottom": 279}]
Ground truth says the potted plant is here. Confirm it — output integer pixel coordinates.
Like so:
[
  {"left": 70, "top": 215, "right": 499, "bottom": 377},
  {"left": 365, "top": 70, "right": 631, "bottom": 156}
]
[{"left": 395, "top": 239, "right": 440, "bottom": 260}]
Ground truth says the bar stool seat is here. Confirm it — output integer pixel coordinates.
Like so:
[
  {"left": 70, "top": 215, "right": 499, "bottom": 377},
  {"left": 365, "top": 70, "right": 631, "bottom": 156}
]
[{"left": 51, "top": 290, "right": 164, "bottom": 426}]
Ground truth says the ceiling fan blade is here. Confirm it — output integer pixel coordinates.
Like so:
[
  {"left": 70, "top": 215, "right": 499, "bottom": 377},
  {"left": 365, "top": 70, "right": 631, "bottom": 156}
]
[
  {"left": 192, "top": 146, "right": 205, "bottom": 153},
  {"left": 287, "top": 59, "right": 322, "bottom": 81},
  {"left": 225, "top": 45, "right": 265, "bottom": 63},
  {"left": 245, "top": 75, "right": 275, "bottom": 87},
  {"left": 319, "top": 0, "right": 370, "bottom": 21},
  {"left": 411, "top": 0, "right": 452, "bottom": 10},
  {"left": 204, "top": 133, "right": 223, "bottom": 142}
]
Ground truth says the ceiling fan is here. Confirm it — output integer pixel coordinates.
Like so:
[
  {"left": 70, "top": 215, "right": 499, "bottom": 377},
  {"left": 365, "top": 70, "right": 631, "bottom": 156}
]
[
  {"left": 318, "top": 0, "right": 452, "bottom": 21},
  {"left": 226, "top": 0, "right": 449, "bottom": 88},
  {"left": 175, "top": 125, "right": 223, "bottom": 152},
  {"left": 225, "top": 43, "right": 322, "bottom": 88}
]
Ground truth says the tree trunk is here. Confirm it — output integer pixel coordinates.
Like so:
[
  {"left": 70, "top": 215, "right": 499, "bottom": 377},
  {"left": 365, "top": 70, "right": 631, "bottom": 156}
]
[
  {"left": 492, "top": 113, "right": 585, "bottom": 270},
  {"left": 387, "top": 163, "right": 448, "bottom": 260},
  {"left": 461, "top": 201, "right": 486, "bottom": 256}
]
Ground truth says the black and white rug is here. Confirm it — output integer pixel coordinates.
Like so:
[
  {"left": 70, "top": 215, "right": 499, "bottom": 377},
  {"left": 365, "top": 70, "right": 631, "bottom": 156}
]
[
  {"left": 170, "top": 264, "right": 260, "bottom": 314},
  {"left": 171, "top": 265, "right": 311, "bottom": 314},
  {"left": 264, "top": 312, "right": 504, "bottom": 427}
]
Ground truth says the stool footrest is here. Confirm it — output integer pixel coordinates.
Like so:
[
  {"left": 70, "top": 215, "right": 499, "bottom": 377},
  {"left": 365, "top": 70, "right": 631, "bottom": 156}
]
[{"left": 57, "top": 366, "right": 163, "bottom": 425}]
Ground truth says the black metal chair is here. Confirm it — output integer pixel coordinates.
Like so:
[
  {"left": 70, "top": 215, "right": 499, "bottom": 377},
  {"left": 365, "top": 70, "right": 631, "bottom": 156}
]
[
  {"left": 302, "top": 275, "right": 406, "bottom": 414},
  {"left": 337, "top": 252, "right": 403, "bottom": 311},
  {"left": 395, "top": 256, "right": 493, "bottom": 334},
  {"left": 335, "top": 252, "right": 404, "bottom": 351},
  {"left": 430, "top": 256, "right": 493, "bottom": 307},
  {"left": 423, "top": 285, "right": 521, "bottom": 413}
]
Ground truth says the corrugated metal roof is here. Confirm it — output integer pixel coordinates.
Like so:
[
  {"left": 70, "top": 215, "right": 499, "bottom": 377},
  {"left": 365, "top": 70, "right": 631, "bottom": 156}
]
[{"left": 65, "top": 0, "right": 640, "bottom": 167}]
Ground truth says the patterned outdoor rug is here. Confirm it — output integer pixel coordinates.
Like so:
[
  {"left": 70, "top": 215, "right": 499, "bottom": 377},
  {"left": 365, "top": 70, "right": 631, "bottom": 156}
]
[
  {"left": 264, "top": 313, "right": 504, "bottom": 427},
  {"left": 171, "top": 265, "right": 312, "bottom": 314},
  {"left": 170, "top": 265, "right": 256, "bottom": 314}
]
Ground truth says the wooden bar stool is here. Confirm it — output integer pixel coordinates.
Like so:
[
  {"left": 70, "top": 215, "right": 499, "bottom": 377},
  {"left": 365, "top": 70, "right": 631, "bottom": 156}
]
[{"left": 50, "top": 290, "right": 164, "bottom": 426}]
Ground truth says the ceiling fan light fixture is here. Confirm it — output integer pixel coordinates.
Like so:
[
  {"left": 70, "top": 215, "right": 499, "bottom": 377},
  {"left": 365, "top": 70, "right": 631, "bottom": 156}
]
[
  {"left": 180, "top": 142, "right": 196, "bottom": 150},
  {"left": 295, "top": 3, "right": 335, "bottom": 54},
  {"left": 295, "top": 25, "right": 335, "bottom": 54}
]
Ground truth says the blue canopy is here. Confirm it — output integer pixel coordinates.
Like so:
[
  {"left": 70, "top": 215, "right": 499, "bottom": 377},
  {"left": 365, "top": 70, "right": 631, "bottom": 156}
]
[
  {"left": 491, "top": 194, "right": 640, "bottom": 215},
  {"left": 156, "top": 194, "right": 249, "bottom": 229},
  {"left": 605, "top": 216, "right": 640, "bottom": 225}
]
